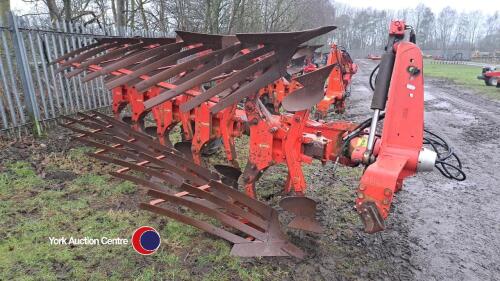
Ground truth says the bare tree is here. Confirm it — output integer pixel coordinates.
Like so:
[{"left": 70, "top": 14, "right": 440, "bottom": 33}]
[
  {"left": 138, "top": 0, "right": 149, "bottom": 32},
  {"left": 0, "top": 0, "right": 9, "bottom": 25},
  {"left": 479, "top": 12, "right": 500, "bottom": 52},
  {"left": 418, "top": 6, "right": 435, "bottom": 48},
  {"left": 14, "top": 0, "right": 495, "bottom": 56},
  {"left": 45, "top": 0, "right": 60, "bottom": 22},
  {"left": 437, "top": 7, "right": 457, "bottom": 54},
  {"left": 452, "top": 12, "right": 469, "bottom": 50},
  {"left": 114, "top": 0, "right": 127, "bottom": 34},
  {"left": 467, "top": 11, "right": 483, "bottom": 49}
]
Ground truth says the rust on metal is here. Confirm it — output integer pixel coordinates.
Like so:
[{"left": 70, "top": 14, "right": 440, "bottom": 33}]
[
  {"left": 282, "top": 64, "right": 335, "bottom": 112},
  {"left": 358, "top": 201, "right": 385, "bottom": 234},
  {"left": 54, "top": 26, "right": 345, "bottom": 258},
  {"left": 55, "top": 26, "right": 336, "bottom": 114},
  {"left": 213, "top": 164, "right": 242, "bottom": 188},
  {"left": 288, "top": 44, "right": 323, "bottom": 75},
  {"left": 60, "top": 111, "right": 304, "bottom": 258},
  {"left": 279, "top": 196, "right": 323, "bottom": 233}
]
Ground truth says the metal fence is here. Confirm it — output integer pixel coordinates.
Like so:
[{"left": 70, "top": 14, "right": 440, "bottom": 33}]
[{"left": 0, "top": 13, "right": 167, "bottom": 137}]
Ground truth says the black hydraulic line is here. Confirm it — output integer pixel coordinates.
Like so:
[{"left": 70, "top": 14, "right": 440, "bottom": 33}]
[
  {"left": 369, "top": 64, "right": 380, "bottom": 91},
  {"left": 423, "top": 128, "right": 466, "bottom": 181},
  {"left": 370, "top": 48, "right": 395, "bottom": 110}
]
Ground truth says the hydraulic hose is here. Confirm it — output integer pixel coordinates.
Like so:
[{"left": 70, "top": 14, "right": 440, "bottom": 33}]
[{"left": 370, "top": 49, "right": 395, "bottom": 110}]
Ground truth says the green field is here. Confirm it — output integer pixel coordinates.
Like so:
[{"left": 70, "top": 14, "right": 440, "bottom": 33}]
[
  {"left": 0, "top": 144, "right": 287, "bottom": 281},
  {"left": 423, "top": 61, "right": 499, "bottom": 99}
]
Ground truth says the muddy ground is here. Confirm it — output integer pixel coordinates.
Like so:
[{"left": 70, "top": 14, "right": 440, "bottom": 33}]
[
  {"left": 341, "top": 59, "right": 500, "bottom": 280},
  {"left": 1, "top": 59, "right": 499, "bottom": 280},
  {"left": 260, "top": 59, "right": 500, "bottom": 280}
]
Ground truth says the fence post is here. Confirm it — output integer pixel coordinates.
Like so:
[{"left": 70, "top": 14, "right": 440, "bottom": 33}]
[{"left": 8, "top": 12, "right": 41, "bottom": 136}]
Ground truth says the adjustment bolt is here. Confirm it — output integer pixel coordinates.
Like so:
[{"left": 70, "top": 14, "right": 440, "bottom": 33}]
[
  {"left": 407, "top": 66, "right": 420, "bottom": 75},
  {"left": 384, "top": 188, "right": 392, "bottom": 196}
]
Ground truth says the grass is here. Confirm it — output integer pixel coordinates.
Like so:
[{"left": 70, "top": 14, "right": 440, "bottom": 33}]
[
  {"left": 0, "top": 146, "right": 285, "bottom": 281},
  {"left": 423, "top": 60, "right": 499, "bottom": 99},
  {"left": 0, "top": 125, "right": 393, "bottom": 279}
]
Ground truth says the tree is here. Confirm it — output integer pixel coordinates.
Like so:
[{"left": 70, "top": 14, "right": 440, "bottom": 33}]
[
  {"left": 113, "top": 0, "right": 127, "bottom": 34},
  {"left": 15, "top": 0, "right": 494, "bottom": 56},
  {"left": 467, "top": 11, "right": 482, "bottom": 49},
  {"left": 437, "top": 7, "right": 457, "bottom": 55},
  {"left": 45, "top": 0, "right": 60, "bottom": 22},
  {"left": 418, "top": 6, "right": 435, "bottom": 48},
  {"left": 478, "top": 12, "right": 500, "bottom": 52},
  {"left": 0, "top": 0, "right": 9, "bottom": 26}
]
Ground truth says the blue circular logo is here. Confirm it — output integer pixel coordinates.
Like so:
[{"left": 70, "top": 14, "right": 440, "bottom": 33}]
[{"left": 132, "top": 226, "right": 161, "bottom": 255}]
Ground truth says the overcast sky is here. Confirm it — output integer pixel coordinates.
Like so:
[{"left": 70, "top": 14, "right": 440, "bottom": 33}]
[
  {"left": 10, "top": 0, "right": 500, "bottom": 15},
  {"left": 334, "top": 0, "right": 499, "bottom": 15}
]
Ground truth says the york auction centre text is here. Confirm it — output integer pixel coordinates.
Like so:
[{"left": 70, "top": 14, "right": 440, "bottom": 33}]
[{"left": 49, "top": 237, "right": 128, "bottom": 245}]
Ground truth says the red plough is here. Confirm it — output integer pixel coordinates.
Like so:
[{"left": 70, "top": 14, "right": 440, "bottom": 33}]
[{"left": 57, "top": 20, "right": 465, "bottom": 257}]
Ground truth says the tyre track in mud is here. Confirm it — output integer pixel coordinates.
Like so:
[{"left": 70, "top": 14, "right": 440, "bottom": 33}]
[{"left": 350, "top": 59, "right": 500, "bottom": 281}]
